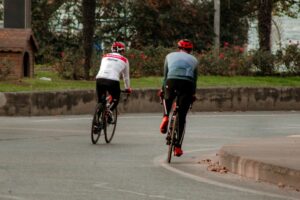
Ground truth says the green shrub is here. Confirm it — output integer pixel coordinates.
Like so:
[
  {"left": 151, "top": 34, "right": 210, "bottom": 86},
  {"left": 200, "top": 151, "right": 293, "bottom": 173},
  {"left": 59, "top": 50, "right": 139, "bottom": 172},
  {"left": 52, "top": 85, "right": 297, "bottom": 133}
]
[
  {"left": 198, "top": 45, "right": 252, "bottom": 76},
  {"left": 280, "top": 44, "right": 300, "bottom": 74},
  {"left": 249, "top": 50, "right": 275, "bottom": 75},
  {"left": 54, "top": 48, "right": 85, "bottom": 80},
  {"left": 89, "top": 52, "right": 101, "bottom": 79},
  {"left": 125, "top": 46, "right": 171, "bottom": 77},
  {"left": 50, "top": 44, "right": 300, "bottom": 79}
]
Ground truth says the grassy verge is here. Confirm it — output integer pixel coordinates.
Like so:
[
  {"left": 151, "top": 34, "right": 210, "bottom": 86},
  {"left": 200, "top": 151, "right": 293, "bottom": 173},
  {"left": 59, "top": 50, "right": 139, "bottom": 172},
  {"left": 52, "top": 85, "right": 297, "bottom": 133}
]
[
  {"left": 1, "top": 70, "right": 300, "bottom": 92},
  {"left": 199, "top": 76, "right": 300, "bottom": 87}
]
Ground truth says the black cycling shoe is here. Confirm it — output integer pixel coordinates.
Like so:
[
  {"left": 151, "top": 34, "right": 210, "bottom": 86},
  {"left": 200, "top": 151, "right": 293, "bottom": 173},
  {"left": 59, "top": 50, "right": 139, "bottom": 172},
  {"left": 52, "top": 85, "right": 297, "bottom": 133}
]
[
  {"left": 165, "top": 135, "right": 171, "bottom": 145},
  {"left": 107, "top": 111, "right": 115, "bottom": 124}
]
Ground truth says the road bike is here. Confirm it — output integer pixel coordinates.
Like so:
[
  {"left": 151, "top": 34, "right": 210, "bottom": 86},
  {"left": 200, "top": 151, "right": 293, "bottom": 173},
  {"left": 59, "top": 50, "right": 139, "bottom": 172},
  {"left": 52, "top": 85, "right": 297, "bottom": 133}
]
[
  {"left": 91, "top": 90, "right": 129, "bottom": 144},
  {"left": 160, "top": 93, "right": 182, "bottom": 163},
  {"left": 165, "top": 100, "right": 181, "bottom": 163},
  {"left": 160, "top": 93, "right": 192, "bottom": 163}
]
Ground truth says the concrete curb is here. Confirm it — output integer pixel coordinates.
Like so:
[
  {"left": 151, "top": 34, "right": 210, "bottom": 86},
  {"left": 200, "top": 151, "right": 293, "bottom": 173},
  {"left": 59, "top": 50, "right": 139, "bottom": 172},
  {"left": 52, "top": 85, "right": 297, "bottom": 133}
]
[
  {"left": 1, "top": 87, "right": 300, "bottom": 116},
  {"left": 218, "top": 138, "right": 300, "bottom": 190}
]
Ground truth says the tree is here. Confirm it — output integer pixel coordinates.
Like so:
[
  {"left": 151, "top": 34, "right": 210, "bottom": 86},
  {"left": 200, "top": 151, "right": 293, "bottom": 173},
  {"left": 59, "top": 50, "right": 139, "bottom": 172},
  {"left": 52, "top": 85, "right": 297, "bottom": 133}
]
[
  {"left": 129, "top": 0, "right": 214, "bottom": 51},
  {"left": 220, "top": 0, "right": 252, "bottom": 46},
  {"left": 257, "top": 0, "right": 273, "bottom": 52},
  {"left": 82, "top": 0, "right": 96, "bottom": 80},
  {"left": 252, "top": 0, "right": 300, "bottom": 52},
  {"left": 246, "top": 0, "right": 300, "bottom": 74},
  {"left": 32, "top": 0, "right": 67, "bottom": 62},
  {"left": 94, "top": 0, "right": 126, "bottom": 48}
]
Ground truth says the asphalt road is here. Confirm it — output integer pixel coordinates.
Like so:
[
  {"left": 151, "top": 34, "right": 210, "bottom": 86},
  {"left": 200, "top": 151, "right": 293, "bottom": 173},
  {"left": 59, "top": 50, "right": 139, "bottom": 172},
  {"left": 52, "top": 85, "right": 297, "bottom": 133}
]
[{"left": 0, "top": 111, "right": 300, "bottom": 200}]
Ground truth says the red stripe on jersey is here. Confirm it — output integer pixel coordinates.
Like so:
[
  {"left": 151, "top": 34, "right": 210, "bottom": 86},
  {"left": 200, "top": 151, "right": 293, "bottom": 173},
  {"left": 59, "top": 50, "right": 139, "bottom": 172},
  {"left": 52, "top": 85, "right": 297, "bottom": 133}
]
[{"left": 103, "top": 54, "right": 128, "bottom": 63}]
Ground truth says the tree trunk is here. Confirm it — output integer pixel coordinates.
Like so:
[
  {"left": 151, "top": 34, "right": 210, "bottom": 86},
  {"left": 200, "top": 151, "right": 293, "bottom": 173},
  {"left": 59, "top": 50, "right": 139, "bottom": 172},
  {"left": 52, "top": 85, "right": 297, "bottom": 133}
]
[
  {"left": 258, "top": 0, "right": 273, "bottom": 52},
  {"left": 32, "top": 0, "right": 66, "bottom": 62},
  {"left": 82, "top": 0, "right": 96, "bottom": 80}
]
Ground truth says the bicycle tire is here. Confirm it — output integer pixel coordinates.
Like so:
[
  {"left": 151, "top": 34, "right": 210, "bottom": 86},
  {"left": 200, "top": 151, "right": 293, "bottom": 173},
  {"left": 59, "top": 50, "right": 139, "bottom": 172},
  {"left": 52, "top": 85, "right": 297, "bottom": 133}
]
[
  {"left": 91, "top": 103, "right": 104, "bottom": 144},
  {"left": 167, "top": 130, "right": 174, "bottom": 163},
  {"left": 104, "top": 108, "right": 118, "bottom": 143},
  {"left": 167, "top": 111, "right": 179, "bottom": 163}
]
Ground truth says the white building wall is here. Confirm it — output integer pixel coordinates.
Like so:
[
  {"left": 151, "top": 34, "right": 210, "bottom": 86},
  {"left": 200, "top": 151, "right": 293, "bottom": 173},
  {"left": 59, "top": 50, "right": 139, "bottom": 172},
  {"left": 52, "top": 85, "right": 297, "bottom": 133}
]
[{"left": 248, "top": 16, "right": 300, "bottom": 51}]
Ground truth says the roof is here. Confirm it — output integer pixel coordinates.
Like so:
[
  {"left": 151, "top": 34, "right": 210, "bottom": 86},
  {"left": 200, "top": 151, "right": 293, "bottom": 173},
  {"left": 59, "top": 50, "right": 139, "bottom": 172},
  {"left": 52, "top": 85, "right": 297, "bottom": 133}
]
[{"left": 0, "top": 28, "right": 39, "bottom": 52}]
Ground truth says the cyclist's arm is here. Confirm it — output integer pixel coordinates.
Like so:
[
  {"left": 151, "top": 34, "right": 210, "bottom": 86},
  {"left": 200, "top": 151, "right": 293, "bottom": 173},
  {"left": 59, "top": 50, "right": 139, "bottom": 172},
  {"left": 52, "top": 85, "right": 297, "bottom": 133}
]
[
  {"left": 193, "top": 65, "right": 198, "bottom": 95},
  {"left": 162, "top": 58, "right": 168, "bottom": 90},
  {"left": 122, "top": 62, "right": 130, "bottom": 89}
]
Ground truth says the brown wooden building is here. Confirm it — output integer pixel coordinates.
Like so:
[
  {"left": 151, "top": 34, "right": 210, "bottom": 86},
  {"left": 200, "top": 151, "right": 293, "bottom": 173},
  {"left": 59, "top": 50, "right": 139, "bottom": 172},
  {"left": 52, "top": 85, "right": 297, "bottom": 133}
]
[{"left": 0, "top": 28, "right": 38, "bottom": 79}]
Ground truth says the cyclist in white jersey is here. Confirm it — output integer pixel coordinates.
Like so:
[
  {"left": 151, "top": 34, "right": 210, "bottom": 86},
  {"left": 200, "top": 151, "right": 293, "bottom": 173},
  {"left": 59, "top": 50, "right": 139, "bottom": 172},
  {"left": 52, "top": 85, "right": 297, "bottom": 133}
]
[{"left": 96, "top": 42, "right": 132, "bottom": 112}]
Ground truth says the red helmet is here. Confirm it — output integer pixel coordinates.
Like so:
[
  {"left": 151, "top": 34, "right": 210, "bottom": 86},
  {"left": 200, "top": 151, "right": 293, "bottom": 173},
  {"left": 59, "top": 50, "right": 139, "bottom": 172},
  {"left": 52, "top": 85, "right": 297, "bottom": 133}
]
[
  {"left": 111, "top": 42, "right": 125, "bottom": 53},
  {"left": 177, "top": 39, "right": 193, "bottom": 50}
]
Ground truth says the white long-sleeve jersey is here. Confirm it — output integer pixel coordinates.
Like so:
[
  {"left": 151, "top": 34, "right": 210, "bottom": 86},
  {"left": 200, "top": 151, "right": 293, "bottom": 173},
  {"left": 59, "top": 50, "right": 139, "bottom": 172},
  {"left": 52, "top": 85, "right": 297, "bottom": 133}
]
[{"left": 96, "top": 53, "right": 130, "bottom": 89}]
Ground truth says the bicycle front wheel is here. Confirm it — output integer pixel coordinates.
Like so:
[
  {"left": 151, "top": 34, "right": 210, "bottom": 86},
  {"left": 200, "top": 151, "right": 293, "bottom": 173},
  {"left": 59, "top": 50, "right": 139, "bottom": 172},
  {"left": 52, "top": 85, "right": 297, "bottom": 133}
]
[
  {"left": 91, "top": 104, "right": 104, "bottom": 144},
  {"left": 167, "top": 135, "right": 174, "bottom": 163},
  {"left": 167, "top": 113, "right": 179, "bottom": 163},
  {"left": 104, "top": 108, "right": 118, "bottom": 143}
]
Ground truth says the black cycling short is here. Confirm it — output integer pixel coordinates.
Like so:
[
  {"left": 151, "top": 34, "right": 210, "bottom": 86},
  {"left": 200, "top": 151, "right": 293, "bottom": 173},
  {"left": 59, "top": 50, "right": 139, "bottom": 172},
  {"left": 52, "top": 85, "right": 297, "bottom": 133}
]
[
  {"left": 96, "top": 78, "right": 121, "bottom": 110},
  {"left": 164, "top": 78, "right": 195, "bottom": 147}
]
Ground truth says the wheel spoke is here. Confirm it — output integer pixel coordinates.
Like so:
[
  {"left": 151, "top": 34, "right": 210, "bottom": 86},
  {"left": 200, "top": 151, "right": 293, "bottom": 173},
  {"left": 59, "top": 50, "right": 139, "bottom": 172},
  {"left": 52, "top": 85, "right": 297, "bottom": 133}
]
[
  {"left": 104, "top": 108, "right": 117, "bottom": 143},
  {"left": 91, "top": 104, "right": 103, "bottom": 144}
]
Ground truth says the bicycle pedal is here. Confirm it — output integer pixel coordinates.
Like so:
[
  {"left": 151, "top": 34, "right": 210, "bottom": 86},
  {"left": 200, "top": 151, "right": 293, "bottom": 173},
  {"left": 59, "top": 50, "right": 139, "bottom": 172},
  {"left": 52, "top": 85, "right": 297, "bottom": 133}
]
[
  {"left": 93, "top": 128, "right": 99, "bottom": 134},
  {"left": 165, "top": 135, "right": 171, "bottom": 145}
]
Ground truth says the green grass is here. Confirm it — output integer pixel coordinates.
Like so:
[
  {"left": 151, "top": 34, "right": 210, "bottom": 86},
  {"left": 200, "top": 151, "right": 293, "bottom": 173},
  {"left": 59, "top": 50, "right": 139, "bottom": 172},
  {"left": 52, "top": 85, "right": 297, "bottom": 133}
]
[
  {"left": 1, "top": 70, "right": 300, "bottom": 92},
  {"left": 199, "top": 76, "right": 300, "bottom": 87}
]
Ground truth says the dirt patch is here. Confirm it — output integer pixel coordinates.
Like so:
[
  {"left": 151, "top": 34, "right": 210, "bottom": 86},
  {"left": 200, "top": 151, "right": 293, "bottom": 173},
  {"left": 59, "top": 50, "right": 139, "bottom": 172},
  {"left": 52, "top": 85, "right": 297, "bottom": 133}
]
[{"left": 198, "top": 158, "right": 228, "bottom": 174}]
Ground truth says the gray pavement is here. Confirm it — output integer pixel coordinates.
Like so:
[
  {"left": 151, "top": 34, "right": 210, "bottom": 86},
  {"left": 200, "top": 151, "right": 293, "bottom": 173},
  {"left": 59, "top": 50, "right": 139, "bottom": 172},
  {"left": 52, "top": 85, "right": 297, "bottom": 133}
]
[{"left": 1, "top": 112, "right": 300, "bottom": 200}]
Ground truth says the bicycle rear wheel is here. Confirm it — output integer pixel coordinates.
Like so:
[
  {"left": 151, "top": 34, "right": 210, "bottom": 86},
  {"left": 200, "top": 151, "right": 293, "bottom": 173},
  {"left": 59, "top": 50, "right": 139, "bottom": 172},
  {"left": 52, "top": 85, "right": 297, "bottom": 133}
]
[
  {"left": 104, "top": 108, "right": 118, "bottom": 143},
  {"left": 91, "top": 104, "right": 104, "bottom": 144},
  {"left": 167, "top": 113, "right": 179, "bottom": 163}
]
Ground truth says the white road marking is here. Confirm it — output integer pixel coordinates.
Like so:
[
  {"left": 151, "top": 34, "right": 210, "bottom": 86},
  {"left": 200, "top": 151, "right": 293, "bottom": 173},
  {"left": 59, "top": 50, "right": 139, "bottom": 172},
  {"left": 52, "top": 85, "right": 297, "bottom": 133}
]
[
  {"left": 288, "top": 135, "right": 300, "bottom": 138},
  {"left": 94, "top": 183, "right": 185, "bottom": 200},
  {"left": 116, "top": 189, "right": 147, "bottom": 197},
  {"left": 26, "top": 112, "right": 300, "bottom": 122},
  {"left": 0, "top": 127, "right": 84, "bottom": 133},
  {"left": 263, "top": 126, "right": 300, "bottom": 130},
  {"left": 32, "top": 117, "right": 91, "bottom": 122},
  {"left": 0, "top": 195, "right": 26, "bottom": 200},
  {"left": 154, "top": 149, "right": 299, "bottom": 200}
]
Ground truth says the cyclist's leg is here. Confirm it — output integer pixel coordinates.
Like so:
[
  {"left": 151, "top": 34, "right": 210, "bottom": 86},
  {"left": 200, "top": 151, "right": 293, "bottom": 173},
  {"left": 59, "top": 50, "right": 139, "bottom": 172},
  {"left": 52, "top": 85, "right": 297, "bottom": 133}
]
[
  {"left": 176, "top": 80, "right": 194, "bottom": 148},
  {"left": 96, "top": 78, "right": 109, "bottom": 103},
  {"left": 160, "top": 79, "right": 176, "bottom": 133},
  {"left": 176, "top": 99, "right": 190, "bottom": 147},
  {"left": 107, "top": 80, "right": 121, "bottom": 111},
  {"left": 164, "top": 79, "right": 177, "bottom": 115}
]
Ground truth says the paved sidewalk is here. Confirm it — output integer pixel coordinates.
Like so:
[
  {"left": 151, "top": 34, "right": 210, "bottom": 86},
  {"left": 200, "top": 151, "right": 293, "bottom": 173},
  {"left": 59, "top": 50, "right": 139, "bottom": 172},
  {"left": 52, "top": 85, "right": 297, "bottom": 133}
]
[{"left": 218, "top": 136, "right": 300, "bottom": 191}]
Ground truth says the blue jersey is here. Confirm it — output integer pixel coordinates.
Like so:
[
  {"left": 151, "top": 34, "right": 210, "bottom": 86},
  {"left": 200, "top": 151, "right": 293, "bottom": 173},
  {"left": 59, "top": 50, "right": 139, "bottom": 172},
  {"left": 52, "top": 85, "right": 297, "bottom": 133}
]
[{"left": 163, "top": 51, "right": 198, "bottom": 90}]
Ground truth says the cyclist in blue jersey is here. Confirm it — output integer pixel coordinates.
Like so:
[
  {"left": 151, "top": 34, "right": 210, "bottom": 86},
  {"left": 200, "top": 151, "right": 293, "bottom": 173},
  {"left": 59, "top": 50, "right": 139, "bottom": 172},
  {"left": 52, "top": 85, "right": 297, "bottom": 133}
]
[{"left": 159, "top": 39, "right": 198, "bottom": 157}]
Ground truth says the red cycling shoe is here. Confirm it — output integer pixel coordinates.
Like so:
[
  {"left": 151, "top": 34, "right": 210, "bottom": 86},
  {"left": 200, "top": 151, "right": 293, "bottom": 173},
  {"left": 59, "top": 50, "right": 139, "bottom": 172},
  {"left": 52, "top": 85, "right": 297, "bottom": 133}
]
[
  {"left": 174, "top": 147, "right": 183, "bottom": 157},
  {"left": 160, "top": 116, "right": 169, "bottom": 134}
]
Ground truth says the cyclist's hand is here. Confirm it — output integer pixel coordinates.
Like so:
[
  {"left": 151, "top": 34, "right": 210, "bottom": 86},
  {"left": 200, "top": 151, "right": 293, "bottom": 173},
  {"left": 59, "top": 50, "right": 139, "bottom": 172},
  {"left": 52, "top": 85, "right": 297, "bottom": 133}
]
[
  {"left": 124, "top": 88, "right": 132, "bottom": 94},
  {"left": 192, "top": 95, "right": 197, "bottom": 103},
  {"left": 158, "top": 89, "right": 164, "bottom": 98},
  {"left": 158, "top": 89, "right": 164, "bottom": 104}
]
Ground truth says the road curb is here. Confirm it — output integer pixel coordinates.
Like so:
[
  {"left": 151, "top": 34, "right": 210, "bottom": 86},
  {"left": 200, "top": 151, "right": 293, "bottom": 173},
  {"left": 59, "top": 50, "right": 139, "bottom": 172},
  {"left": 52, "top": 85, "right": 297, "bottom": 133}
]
[{"left": 218, "top": 144, "right": 300, "bottom": 191}]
